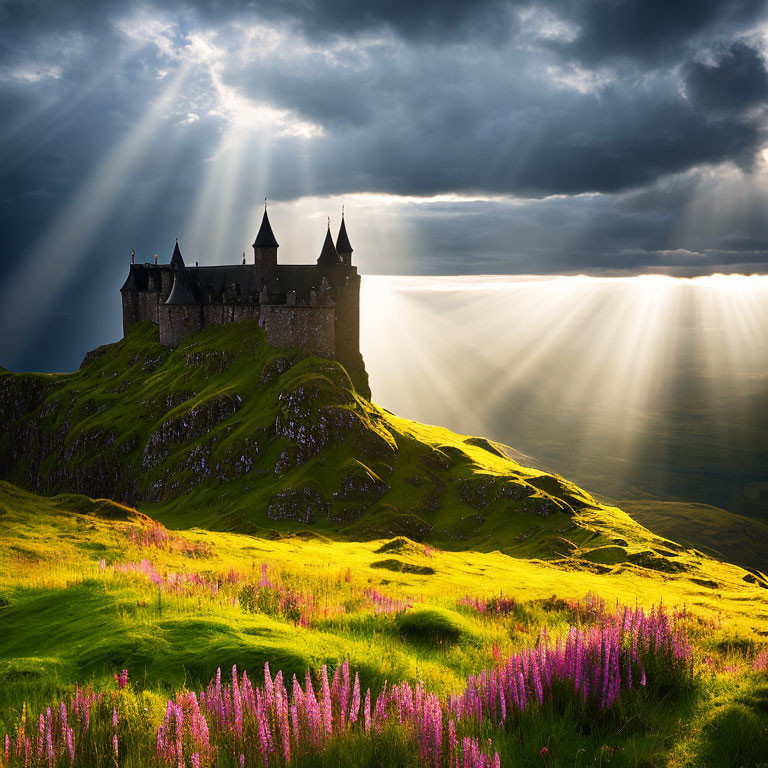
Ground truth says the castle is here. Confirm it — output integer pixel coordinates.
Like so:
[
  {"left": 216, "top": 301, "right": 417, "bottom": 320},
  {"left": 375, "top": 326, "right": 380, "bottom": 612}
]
[{"left": 120, "top": 207, "right": 364, "bottom": 379}]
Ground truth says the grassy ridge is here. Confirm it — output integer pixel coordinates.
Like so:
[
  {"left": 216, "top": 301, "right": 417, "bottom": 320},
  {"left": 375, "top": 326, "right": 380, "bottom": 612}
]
[
  {"left": 617, "top": 499, "right": 768, "bottom": 574},
  {"left": 1, "top": 320, "right": 757, "bottom": 579},
  {"left": 1, "top": 482, "right": 767, "bottom": 766},
  {"left": 2, "top": 322, "right": 768, "bottom": 765}
]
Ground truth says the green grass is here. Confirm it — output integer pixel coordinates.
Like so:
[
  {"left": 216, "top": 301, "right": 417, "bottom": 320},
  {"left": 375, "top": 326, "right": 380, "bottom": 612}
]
[
  {"left": 395, "top": 606, "right": 479, "bottom": 645},
  {"left": 0, "top": 320, "right": 705, "bottom": 563},
  {"left": 2, "top": 324, "right": 768, "bottom": 765},
  {"left": 1, "top": 482, "right": 768, "bottom": 766},
  {"left": 618, "top": 499, "right": 768, "bottom": 574}
]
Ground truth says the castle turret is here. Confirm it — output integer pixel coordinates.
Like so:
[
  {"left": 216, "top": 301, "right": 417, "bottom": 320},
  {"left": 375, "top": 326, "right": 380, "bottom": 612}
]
[
  {"left": 336, "top": 214, "right": 353, "bottom": 266},
  {"left": 253, "top": 204, "right": 279, "bottom": 289},
  {"left": 165, "top": 264, "right": 196, "bottom": 306},
  {"left": 170, "top": 239, "right": 184, "bottom": 269},
  {"left": 162, "top": 260, "right": 202, "bottom": 346},
  {"left": 318, "top": 222, "right": 342, "bottom": 265}
]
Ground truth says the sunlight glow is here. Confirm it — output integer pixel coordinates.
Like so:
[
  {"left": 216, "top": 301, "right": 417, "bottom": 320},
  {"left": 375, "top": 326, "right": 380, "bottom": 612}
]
[
  {"left": 361, "top": 274, "right": 768, "bottom": 498},
  {"left": 0, "top": 65, "right": 192, "bottom": 357}
]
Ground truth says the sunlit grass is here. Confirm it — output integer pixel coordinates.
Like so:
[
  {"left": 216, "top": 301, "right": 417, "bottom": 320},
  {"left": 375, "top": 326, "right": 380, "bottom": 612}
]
[{"left": 2, "top": 482, "right": 768, "bottom": 767}]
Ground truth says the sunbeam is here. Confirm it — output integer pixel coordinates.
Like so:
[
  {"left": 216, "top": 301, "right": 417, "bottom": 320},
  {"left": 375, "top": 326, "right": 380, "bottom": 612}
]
[
  {"left": 0, "top": 65, "right": 192, "bottom": 359},
  {"left": 362, "top": 273, "right": 768, "bottom": 509}
]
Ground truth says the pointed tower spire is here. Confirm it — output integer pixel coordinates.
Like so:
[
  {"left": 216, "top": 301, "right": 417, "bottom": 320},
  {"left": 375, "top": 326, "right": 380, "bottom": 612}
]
[
  {"left": 336, "top": 209, "right": 353, "bottom": 266},
  {"left": 253, "top": 200, "right": 279, "bottom": 287},
  {"left": 318, "top": 220, "right": 342, "bottom": 265},
  {"left": 170, "top": 238, "right": 184, "bottom": 269},
  {"left": 253, "top": 206, "right": 279, "bottom": 248},
  {"left": 165, "top": 261, "right": 196, "bottom": 305}
]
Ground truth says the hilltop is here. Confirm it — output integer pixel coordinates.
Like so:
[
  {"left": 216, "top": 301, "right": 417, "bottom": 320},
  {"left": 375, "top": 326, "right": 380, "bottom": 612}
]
[{"left": 2, "top": 319, "right": 764, "bottom": 583}]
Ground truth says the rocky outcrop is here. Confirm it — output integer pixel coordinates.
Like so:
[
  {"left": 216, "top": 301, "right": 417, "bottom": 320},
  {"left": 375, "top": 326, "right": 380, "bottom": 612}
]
[
  {"left": 459, "top": 476, "right": 536, "bottom": 509},
  {"left": 0, "top": 321, "right": 628, "bottom": 559},
  {"left": 267, "top": 486, "right": 329, "bottom": 524},
  {"left": 142, "top": 394, "right": 243, "bottom": 470}
]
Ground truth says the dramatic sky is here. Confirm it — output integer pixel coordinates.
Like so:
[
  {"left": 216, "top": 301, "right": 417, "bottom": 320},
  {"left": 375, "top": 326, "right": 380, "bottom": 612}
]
[{"left": 2, "top": 0, "right": 768, "bottom": 371}]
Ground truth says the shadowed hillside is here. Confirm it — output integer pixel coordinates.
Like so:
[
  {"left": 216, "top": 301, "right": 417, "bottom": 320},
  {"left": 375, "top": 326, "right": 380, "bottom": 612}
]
[
  {"left": 1, "top": 319, "right": 759, "bottom": 582},
  {"left": 617, "top": 499, "right": 768, "bottom": 574}
]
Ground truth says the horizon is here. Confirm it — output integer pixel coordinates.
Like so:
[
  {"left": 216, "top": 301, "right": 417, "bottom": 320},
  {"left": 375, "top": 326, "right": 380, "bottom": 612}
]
[{"left": 2, "top": 0, "right": 768, "bottom": 371}]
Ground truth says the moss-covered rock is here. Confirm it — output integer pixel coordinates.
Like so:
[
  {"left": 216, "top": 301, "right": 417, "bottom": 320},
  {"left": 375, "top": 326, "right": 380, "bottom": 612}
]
[{"left": 0, "top": 320, "right": 686, "bottom": 562}]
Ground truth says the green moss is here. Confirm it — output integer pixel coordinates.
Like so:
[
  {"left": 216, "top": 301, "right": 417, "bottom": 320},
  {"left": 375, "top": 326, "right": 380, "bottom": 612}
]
[{"left": 396, "top": 607, "right": 478, "bottom": 645}]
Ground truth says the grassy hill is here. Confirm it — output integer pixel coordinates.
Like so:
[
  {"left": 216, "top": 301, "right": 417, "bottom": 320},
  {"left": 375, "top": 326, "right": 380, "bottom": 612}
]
[
  {"left": 473, "top": 373, "right": 768, "bottom": 535},
  {"left": 3, "top": 322, "right": 768, "bottom": 766},
  {"left": 1, "top": 480, "right": 767, "bottom": 767},
  {"left": 617, "top": 499, "right": 768, "bottom": 574},
  {"left": 0, "top": 319, "right": 733, "bottom": 575}
]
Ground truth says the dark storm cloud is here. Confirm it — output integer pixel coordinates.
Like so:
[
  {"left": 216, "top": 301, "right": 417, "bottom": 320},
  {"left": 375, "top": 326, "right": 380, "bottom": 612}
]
[
  {"left": 547, "top": 0, "right": 766, "bottom": 64},
  {"left": 230, "top": 49, "right": 765, "bottom": 198},
  {"left": 1, "top": 0, "right": 766, "bottom": 203},
  {"left": 685, "top": 41, "right": 768, "bottom": 114},
  {"left": 1, "top": 0, "right": 768, "bottom": 372},
  {"left": 0, "top": 0, "right": 509, "bottom": 44}
]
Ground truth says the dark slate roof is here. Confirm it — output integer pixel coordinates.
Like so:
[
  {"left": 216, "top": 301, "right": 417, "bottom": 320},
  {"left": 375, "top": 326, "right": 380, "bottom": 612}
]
[
  {"left": 336, "top": 216, "right": 353, "bottom": 254},
  {"left": 253, "top": 210, "right": 279, "bottom": 248},
  {"left": 124, "top": 261, "right": 356, "bottom": 303},
  {"left": 317, "top": 227, "right": 342, "bottom": 265},
  {"left": 275, "top": 264, "right": 354, "bottom": 294},
  {"left": 120, "top": 266, "right": 138, "bottom": 292},
  {"left": 185, "top": 265, "right": 263, "bottom": 304},
  {"left": 170, "top": 240, "right": 184, "bottom": 269},
  {"left": 165, "top": 267, "right": 197, "bottom": 305},
  {"left": 121, "top": 264, "right": 165, "bottom": 292}
]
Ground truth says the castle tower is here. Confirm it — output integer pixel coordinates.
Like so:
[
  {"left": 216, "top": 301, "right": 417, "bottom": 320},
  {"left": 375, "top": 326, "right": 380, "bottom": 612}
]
[
  {"left": 253, "top": 204, "right": 279, "bottom": 288},
  {"left": 317, "top": 221, "right": 342, "bottom": 265},
  {"left": 336, "top": 213, "right": 353, "bottom": 266},
  {"left": 162, "top": 256, "right": 202, "bottom": 346}
]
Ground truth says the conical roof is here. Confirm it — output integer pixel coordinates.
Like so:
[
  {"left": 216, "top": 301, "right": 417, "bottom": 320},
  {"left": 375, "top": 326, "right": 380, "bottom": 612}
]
[
  {"left": 317, "top": 225, "right": 342, "bottom": 265},
  {"left": 165, "top": 266, "right": 197, "bottom": 305},
  {"left": 253, "top": 209, "right": 279, "bottom": 248},
  {"left": 170, "top": 239, "right": 184, "bottom": 269},
  {"left": 336, "top": 216, "right": 353, "bottom": 255},
  {"left": 120, "top": 266, "right": 138, "bottom": 292}
]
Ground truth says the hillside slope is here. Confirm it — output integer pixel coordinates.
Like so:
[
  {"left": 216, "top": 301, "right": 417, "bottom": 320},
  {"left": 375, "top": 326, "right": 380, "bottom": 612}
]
[
  {"left": 3, "top": 480, "right": 768, "bottom": 768},
  {"left": 2, "top": 478, "right": 767, "bottom": 686},
  {"left": 618, "top": 499, "right": 768, "bottom": 573},
  {"left": 0, "top": 320, "right": 763, "bottom": 580}
]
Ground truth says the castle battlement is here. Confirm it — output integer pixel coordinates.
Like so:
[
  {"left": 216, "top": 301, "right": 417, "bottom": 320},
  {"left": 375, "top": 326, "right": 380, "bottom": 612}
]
[{"left": 120, "top": 208, "right": 363, "bottom": 378}]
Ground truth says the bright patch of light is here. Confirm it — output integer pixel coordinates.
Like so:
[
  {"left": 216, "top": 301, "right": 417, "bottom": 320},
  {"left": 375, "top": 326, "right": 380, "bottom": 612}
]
[
  {"left": 361, "top": 274, "right": 768, "bottom": 497},
  {"left": 517, "top": 6, "right": 579, "bottom": 42},
  {"left": 177, "top": 112, "right": 199, "bottom": 125},
  {"left": 113, "top": 11, "right": 324, "bottom": 139},
  {"left": 545, "top": 63, "right": 613, "bottom": 94}
]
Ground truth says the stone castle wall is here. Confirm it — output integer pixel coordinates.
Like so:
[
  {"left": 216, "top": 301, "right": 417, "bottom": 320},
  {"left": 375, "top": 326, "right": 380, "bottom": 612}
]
[
  {"left": 154, "top": 300, "right": 335, "bottom": 359},
  {"left": 329, "top": 273, "right": 361, "bottom": 375},
  {"left": 123, "top": 260, "right": 352, "bottom": 367},
  {"left": 201, "top": 305, "right": 261, "bottom": 326},
  {"left": 122, "top": 291, "right": 162, "bottom": 334},
  {"left": 259, "top": 305, "right": 335, "bottom": 359},
  {"left": 159, "top": 304, "right": 203, "bottom": 347}
]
